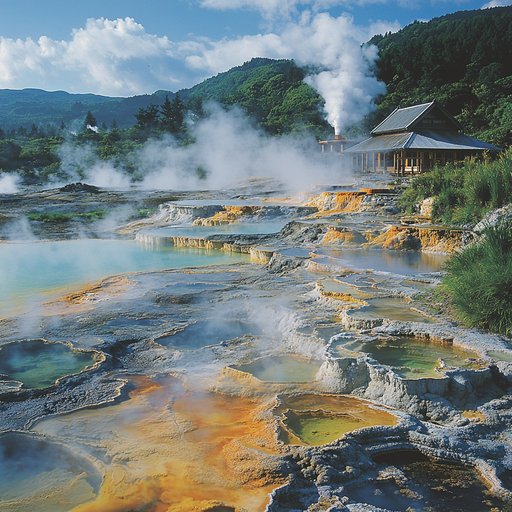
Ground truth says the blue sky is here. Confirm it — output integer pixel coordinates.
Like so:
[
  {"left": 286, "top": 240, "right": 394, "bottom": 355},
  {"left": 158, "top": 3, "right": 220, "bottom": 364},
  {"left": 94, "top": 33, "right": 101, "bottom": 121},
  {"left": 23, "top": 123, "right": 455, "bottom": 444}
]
[{"left": 0, "top": 0, "right": 510, "bottom": 96}]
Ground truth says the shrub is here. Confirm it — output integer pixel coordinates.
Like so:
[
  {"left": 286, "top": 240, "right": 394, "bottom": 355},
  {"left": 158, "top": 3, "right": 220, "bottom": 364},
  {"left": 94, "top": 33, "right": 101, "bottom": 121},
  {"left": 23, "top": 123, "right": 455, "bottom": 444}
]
[
  {"left": 398, "top": 149, "right": 512, "bottom": 226},
  {"left": 441, "top": 221, "right": 512, "bottom": 336},
  {"left": 27, "top": 210, "right": 106, "bottom": 223}
]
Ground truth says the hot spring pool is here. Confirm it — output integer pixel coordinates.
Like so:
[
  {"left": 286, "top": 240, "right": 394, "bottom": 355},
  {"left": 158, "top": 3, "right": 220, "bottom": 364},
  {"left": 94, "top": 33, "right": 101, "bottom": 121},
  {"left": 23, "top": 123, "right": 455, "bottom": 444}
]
[
  {"left": 276, "top": 394, "right": 397, "bottom": 446},
  {"left": 317, "top": 248, "right": 448, "bottom": 274},
  {"left": 0, "top": 432, "right": 101, "bottom": 512},
  {"left": 349, "top": 450, "right": 512, "bottom": 512},
  {"left": 231, "top": 355, "right": 323, "bottom": 382},
  {"left": 0, "top": 339, "right": 97, "bottom": 389},
  {"left": 0, "top": 239, "right": 251, "bottom": 317},
  {"left": 332, "top": 336, "right": 482, "bottom": 378}
]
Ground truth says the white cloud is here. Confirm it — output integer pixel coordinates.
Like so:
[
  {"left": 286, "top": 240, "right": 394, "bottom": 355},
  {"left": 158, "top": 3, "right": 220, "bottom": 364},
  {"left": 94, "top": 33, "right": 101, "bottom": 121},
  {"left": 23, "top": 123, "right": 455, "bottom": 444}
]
[
  {"left": 0, "top": 13, "right": 399, "bottom": 131},
  {"left": 0, "top": 18, "right": 187, "bottom": 96},
  {"left": 481, "top": 0, "right": 512, "bottom": 7},
  {"left": 198, "top": 0, "right": 386, "bottom": 18},
  {"left": 184, "top": 12, "right": 400, "bottom": 132}
]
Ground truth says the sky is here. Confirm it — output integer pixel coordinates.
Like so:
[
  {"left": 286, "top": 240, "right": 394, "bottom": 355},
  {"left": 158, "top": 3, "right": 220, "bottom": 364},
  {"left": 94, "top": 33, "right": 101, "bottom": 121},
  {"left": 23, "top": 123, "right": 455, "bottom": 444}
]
[{"left": 0, "top": 0, "right": 510, "bottom": 97}]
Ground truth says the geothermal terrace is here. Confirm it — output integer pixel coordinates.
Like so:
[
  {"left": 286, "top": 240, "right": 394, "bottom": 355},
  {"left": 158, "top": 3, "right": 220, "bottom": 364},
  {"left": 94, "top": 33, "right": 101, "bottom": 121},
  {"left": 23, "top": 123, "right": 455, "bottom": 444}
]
[{"left": 1, "top": 178, "right": 512, "bottom": 512}]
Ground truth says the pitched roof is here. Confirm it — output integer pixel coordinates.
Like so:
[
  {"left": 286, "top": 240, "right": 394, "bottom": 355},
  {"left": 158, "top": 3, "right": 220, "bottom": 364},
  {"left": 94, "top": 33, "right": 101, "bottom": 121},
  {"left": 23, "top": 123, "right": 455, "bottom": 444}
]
[
  {"left": 371, "top": 100, "right": 461, "bottom": 135},
  {"left": 345, "top": 130, "right": 501, "bottom": 153}
]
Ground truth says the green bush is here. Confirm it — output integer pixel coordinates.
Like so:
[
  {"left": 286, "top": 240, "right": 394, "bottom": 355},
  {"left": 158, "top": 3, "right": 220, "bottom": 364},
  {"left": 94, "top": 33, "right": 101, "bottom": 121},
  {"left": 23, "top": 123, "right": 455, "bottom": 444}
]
[
  {"left": 399, "top": 149, "right": 512, "bottom": 226},
  {"left": 28, "top": 210, "right": 106, "bottom": 223},
  {"left": 441, "top": 221, "right": 512, "bottom": 336}
]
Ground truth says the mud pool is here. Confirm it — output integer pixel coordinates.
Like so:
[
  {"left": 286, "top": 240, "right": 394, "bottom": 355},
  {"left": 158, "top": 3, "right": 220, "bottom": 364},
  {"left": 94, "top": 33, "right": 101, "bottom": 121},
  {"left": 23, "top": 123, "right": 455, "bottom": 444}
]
[{"left": 2, "top": 184, "right": 512, "bottom": 512}]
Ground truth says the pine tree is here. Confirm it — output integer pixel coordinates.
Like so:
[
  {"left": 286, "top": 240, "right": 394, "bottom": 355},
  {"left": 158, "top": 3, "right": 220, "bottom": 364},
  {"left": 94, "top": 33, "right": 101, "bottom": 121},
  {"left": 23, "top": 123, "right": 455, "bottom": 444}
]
[
  {"left": 84, "top": 111, "right": 97, "bottom": 131},
  {"left": 160, "top": 93, "right": 184, "bottom": 133}
]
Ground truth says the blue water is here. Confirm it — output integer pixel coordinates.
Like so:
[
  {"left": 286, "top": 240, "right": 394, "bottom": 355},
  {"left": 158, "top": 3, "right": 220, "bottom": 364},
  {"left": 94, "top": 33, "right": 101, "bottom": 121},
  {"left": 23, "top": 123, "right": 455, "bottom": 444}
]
[
  {"left": 143, "top": 221, "right": 287, "bottom": 238},
  {"left": 0, "top": 239, "right": 250, "bottom": 317},
  {"left": 317, "top": 249, "right": 448, "bottom": 274}
]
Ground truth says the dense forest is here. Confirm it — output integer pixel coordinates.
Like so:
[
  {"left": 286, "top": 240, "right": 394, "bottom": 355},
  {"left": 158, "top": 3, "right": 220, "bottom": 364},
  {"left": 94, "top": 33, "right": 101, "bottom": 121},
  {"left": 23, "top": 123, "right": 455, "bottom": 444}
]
[
  {"left": 1, "top": 6, "right": 512, "bottom": 185},
  {"left": 367, "top": 5, "right": 512, "bottom": 147},
  {"left": 0, "top": 59, "right": 327, "bottom": 136}
]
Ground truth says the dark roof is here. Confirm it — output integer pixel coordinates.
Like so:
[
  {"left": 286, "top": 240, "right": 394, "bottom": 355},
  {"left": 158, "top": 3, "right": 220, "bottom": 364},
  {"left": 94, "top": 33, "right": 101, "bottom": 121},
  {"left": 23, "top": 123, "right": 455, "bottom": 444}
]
[
  {"left": 371, "top": 100, "right": 461, "bottom": 135},
  {"left": 345, "top": 130, "right": 501, "bottom": 153}
]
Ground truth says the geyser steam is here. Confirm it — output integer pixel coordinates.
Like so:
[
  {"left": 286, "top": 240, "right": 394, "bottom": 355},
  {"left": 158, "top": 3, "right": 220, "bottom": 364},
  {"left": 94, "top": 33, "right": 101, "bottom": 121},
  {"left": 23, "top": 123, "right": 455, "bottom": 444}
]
[{"left": 186, "top": 12, "right": 397, "bottom": 136}]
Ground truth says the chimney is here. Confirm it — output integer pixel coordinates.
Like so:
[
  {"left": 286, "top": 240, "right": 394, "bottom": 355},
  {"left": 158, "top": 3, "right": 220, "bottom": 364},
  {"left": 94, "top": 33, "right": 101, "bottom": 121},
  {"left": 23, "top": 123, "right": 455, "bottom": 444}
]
[{"left": 335, "top": 134, "right": 340, "bottom": 140}]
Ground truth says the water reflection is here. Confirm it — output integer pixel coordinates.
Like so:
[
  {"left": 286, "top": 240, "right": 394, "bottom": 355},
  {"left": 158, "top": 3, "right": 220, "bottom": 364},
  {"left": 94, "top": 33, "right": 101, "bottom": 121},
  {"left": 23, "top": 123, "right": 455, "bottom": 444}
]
[
  {"left": 349, "top": 450, "right": 512, "bottom": 512},
  {"left": 318, "top": 249, "right": 448, "bottom": 274}
]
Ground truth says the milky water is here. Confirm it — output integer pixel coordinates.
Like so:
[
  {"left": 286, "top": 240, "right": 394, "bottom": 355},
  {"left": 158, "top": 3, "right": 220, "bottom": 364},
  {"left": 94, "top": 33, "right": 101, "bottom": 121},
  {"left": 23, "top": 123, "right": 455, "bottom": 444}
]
[
  {"left": 0, "top": 239, "right": 250, "bottom": 317},
  {"left": 232, "top": 355, "right": 323, "bottom": 382},
  {"left": 142, "top": 221, "right": 287, "bottom": 238},
  {"left": 0, "top": 433, "right": 101, "bottom": 512}
]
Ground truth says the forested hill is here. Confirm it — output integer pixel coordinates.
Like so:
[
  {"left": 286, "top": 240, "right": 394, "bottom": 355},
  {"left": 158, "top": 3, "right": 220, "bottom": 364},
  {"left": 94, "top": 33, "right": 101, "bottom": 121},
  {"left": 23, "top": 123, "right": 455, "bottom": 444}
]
[
  {"left": 180, "top": 58, "right": 327, "bottom": 135},
  {"left": 367, "top": 5, "right": 512, "bottom": 147},
  {"left": 1, "top": 5, "right": 512, "bottom": 144},
  {"left": 0, "top": 58, "right": 327, "bottom": 137}
]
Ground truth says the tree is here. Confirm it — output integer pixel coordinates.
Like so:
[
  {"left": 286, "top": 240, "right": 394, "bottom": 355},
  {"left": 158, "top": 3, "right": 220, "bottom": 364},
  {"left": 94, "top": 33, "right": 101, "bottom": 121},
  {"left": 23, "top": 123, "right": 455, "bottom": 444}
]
[
  {"left": 134, "top": 104, "right": 160, "bottom": 131},
  {"left": 0, "top": 127, "right": 4, "bottom": 140},
  {"left": 160, "top": 93, "right": 184, "bottom": 134},
  {"left": 30, "top": 123, "right": 38, "bottom": 138},
  {"left": 84, "top": 111, "right": 97, "bottom": 131}
]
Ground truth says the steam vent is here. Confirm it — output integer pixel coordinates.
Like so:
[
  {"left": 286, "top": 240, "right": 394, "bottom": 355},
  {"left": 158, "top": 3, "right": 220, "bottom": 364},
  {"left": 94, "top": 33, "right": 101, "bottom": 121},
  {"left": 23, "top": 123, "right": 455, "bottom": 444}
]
[{"left": 2, "top": 168, "right": 512, "bottom": 512}]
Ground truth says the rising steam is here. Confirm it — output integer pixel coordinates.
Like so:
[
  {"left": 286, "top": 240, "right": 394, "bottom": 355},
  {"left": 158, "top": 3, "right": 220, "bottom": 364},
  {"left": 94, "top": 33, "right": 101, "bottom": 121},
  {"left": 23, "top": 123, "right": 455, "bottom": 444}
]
[{"left": 56, "top": 104, "right": 348, "bottom": 193}]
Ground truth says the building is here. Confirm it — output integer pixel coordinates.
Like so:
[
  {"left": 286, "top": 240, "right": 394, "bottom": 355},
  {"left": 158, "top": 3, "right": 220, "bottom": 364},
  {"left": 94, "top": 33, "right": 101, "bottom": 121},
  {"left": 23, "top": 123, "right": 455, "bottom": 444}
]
[
  {"left": 343, "top": 100, "right": 501, "bottom": 174},
  {"left": 319, "top": 134, "right": 357, "bottom": 155}
]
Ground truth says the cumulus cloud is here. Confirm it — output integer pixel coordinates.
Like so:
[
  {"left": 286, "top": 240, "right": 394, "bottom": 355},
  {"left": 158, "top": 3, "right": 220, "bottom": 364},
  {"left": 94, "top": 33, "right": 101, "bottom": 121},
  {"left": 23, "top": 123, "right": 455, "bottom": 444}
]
[
  {"left": 0, "top": 13, "right": 398, "bottom": 111},
  {"left": 482, "top": 0, "right": 512, "bottom": 7},
  {"left": 0, "top": 18, "right": 187, "bottom": 96},
  {"left": 198, "top": 0, "right": 386, "bottom": 18},
  {"left": 186, "top": 12, "right": 400, "bottom": 133}
]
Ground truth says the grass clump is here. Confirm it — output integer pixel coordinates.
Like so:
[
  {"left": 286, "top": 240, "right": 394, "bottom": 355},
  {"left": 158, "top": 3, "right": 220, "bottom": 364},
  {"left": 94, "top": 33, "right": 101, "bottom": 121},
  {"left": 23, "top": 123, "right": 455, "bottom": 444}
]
[
  {"left": 441, "top": 222, "right": 512, "bottom": 336},
  {"left": 398, "top": 148, "right": 512, "bottom": 226},
  {"left": 28, "top": 210, "right": 107, "bottom": 223}
]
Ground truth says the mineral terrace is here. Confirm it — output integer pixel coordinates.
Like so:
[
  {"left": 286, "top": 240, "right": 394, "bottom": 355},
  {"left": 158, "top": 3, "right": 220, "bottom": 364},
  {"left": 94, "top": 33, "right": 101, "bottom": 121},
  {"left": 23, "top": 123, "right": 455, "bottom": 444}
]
[{"left": 1, "top": 178, "right": 512, "bottom": 512}]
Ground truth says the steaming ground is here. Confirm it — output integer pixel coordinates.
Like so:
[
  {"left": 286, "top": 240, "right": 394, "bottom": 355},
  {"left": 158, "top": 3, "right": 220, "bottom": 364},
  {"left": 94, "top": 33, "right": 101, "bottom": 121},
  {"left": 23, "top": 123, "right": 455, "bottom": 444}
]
[
  {"left": 3, "top": 181, "right": 512, "bottom": 511},
  {"left": 5, "top": 104, "right": 354, "bottom": 197}
]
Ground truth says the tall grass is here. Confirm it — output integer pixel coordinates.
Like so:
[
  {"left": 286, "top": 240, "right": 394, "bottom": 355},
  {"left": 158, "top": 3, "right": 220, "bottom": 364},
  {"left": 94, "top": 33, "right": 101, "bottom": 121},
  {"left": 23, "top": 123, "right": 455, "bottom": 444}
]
[
  {"left": 442, "top": 222, "right": 512, "bottom": 336},
  {"left": 399, "top": 148, "right": 512, "bottom": 226}
]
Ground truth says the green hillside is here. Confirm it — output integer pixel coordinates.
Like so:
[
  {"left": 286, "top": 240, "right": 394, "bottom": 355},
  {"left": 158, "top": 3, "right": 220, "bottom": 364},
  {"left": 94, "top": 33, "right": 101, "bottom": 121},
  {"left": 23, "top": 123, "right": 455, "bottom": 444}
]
[
  {"left": 367, "top": 5, "right": 512, "bottom": 147},
  {"left": 182, "top": 58, "right": 328, "bottom": 136},
  {"left": 0, "top": 58, "right": 327, "bottom": 137}
]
